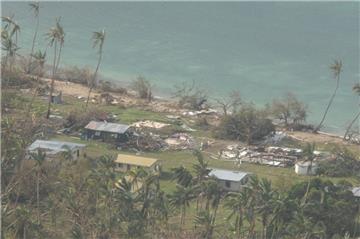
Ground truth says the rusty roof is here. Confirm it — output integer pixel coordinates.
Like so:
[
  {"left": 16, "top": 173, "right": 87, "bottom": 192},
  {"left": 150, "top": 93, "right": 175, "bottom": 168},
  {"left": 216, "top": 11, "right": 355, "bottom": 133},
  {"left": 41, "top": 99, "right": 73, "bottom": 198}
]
[{"left": 85, "top": 121, "right": 130, "bottom": 134}]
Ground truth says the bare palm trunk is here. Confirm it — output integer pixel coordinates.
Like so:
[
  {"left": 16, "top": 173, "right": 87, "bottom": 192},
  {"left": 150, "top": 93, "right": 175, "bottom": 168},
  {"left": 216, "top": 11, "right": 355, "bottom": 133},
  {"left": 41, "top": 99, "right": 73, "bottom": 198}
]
[
  {"left": 46, "top": 42, "right": 57, "bottom": 119},
  {"left": 85, "top": 48, "right": 102, "bottom": 110},
  {"left": 303, "top": 161, "right": 313, "bottom": 203},
  {"left": 55, "top": 43, "right": 63, "bottom": 74},
  {"left": 314, "top": 76, "right": 340, "bottom": 132},
  {"left": 343, "top": 111, "right": 360, "bottom": 140},
  {"left": 27, "top": 16, "right": 39, "bottom": 74},
  {"left": 37, "top": 170, "right": 40, "bottom": 224}
]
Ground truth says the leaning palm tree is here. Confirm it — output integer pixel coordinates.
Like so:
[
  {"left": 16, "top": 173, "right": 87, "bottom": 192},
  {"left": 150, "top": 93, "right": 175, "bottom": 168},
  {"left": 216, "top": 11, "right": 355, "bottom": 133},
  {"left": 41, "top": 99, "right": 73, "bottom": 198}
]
[
  {"left": 27, "top": 1, "right": 40, "bottom": 73},
  {"left": 314, "top": 60, "right": 343, "bottom": 132},
  {"left": 343, "top": 83, "right": 360, "bottom": 140},
  {"left": 45, "top": 17, "right": 65, "bottom": 119},
  {"left": 85, "top": 29, "right": 106, "bottom": 110}
]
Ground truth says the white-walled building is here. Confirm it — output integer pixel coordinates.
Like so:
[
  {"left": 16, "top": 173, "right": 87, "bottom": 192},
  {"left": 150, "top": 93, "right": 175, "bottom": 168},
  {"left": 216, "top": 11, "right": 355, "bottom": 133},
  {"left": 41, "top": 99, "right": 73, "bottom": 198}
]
[
  {"left": 208, "top": 168, "right": 251, "bottom": 192},
  {"left": 295, "top": 161, "right": 319, "bottom": 175},
  {"left": 27, "top": 140, "right": 86, "bottom": 160}
]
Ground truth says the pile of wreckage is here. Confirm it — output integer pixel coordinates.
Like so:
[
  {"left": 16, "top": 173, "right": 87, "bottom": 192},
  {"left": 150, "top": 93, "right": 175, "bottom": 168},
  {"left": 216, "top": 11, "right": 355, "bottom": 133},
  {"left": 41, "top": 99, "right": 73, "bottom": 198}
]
[{"left": 217, "top": 145, "right": 305, "bottom": 168}]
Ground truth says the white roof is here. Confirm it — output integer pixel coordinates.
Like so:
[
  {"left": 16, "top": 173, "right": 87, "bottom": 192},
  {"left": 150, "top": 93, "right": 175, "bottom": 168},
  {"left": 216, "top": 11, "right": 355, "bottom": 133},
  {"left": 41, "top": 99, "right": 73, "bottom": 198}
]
[
  {"left": 209, "top": 168, "right": 249, "bottom": 182},
  {"left": 352, "top": 187, "right": 360, "bottom": 197},
  {"left": 28, "top": 140, "right": 85, "bottom": 155}
]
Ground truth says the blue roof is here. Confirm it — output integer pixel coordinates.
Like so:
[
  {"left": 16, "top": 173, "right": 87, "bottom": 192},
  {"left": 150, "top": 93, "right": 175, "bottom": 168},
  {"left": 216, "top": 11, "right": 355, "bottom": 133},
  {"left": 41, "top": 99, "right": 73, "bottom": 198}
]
[
  {"left": 28, "top": 140, "right": 86, "bottom": 154},
  {"left": 209, "top": 168, "right": 249, "bottom": 182}
]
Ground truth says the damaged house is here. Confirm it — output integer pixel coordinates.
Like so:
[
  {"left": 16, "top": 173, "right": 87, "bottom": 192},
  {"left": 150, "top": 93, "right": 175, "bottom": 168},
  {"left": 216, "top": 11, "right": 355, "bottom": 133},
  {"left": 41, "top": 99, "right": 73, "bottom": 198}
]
[{"left": 84, "top": 120, "right": 131, "bottom": 142}]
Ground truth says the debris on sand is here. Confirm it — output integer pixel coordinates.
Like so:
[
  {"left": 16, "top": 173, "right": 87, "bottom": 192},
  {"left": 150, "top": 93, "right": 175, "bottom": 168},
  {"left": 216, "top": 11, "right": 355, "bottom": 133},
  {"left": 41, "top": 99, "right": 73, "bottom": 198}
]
[{"left": 131, "top": 120, "right": 170, "bottom": 129}]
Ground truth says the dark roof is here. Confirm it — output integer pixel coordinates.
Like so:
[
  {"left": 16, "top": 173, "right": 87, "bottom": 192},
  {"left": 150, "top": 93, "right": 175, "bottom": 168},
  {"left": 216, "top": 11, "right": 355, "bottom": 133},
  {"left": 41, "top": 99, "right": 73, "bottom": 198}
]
[{"left": 85, "top": 121, "right": 130, "bottom": 134}]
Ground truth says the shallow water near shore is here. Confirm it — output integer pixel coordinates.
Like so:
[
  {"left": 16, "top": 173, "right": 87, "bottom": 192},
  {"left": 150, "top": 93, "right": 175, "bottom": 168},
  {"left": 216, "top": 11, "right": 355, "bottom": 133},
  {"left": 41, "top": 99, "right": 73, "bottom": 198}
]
[{"left": 2, "top": 2, "right": 359, "bottom": 135}]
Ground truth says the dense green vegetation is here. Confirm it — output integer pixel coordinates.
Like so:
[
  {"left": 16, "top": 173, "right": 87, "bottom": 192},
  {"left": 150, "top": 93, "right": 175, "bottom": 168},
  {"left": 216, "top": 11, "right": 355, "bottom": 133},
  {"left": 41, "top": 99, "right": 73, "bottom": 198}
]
[{"left": 1, "top": 2, "right": 360, "bottom": 238}]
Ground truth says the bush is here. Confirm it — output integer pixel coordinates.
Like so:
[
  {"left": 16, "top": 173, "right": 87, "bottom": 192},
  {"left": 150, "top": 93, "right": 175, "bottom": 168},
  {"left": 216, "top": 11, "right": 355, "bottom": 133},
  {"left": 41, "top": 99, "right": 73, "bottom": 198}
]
[
  {"left": 269, "top": 93, "right": 308, "bottom": 129},
  {"left": 131, "top": 76, "right": 153, "bottom": 101},
  {"left": 173, "top": 80, "right": 208, "bottom": 110},
  {"left": 98, "top": 80, "right": 127, "bottom": 94},
  {"left": 64, "top": 108, "right": 110, "bottom": 131},
  {"left": 214, "top": 103, "right": 275, "bottom": 144},
  {"left": 56, "top": 66, "right": 93, "bottom": 85},
  {"left": 318, "top": 147, "right": 360, "bottom": 177}
]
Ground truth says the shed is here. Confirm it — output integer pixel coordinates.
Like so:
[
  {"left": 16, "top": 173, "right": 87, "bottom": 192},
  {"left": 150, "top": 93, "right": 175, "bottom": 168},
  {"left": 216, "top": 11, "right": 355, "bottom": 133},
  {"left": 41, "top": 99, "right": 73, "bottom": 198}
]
[
  {"left": 295, "top": 161, "right": 319, "bottom": 175},
  {"left": 115, "top": 154, "right": 159, "bottom": 172},
  {"left": 209, "top": 168, "right": 251, "bottom": 192},
  {"left": 84, "top": 121, "right": 131, "bottom": 142},
  {"left": 27, "top": 140, "right": 86, "bottom": 160}
]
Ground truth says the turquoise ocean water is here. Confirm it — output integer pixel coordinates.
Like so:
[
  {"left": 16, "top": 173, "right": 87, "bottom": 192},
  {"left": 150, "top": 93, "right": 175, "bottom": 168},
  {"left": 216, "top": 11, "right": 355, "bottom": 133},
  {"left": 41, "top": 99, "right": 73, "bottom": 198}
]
[{"left": 2, "top": 2, "right": 359, "bottom": 134}]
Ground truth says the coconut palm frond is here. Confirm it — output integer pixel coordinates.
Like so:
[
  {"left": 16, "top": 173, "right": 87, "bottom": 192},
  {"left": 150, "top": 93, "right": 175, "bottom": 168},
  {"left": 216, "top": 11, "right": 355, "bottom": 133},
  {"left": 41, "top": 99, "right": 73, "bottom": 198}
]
[{"left": 29, "top": 2, "right": 40, "bottom": 17}]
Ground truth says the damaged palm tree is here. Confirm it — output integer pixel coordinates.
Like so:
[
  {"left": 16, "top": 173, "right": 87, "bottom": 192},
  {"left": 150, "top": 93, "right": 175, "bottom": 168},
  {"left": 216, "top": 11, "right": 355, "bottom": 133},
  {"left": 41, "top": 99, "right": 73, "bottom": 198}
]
[
  {"left": 343, "top": 83, "right": 360, "bottom": 140},
  {"left": 85, "top": 29, "right": 106, "bottom": 110},
  {"left": 314, "top": 60, "right": 342, "bottom": 132},
  {"left": 46, "top": 17, "right": 65, "bottom": 119}
]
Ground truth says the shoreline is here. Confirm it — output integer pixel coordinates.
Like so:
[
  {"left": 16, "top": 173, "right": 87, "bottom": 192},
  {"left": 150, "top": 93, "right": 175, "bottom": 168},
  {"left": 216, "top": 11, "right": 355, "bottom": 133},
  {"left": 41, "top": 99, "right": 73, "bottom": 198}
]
[{"left": 38, "top": 77, "right": 358, "bottom": 147}]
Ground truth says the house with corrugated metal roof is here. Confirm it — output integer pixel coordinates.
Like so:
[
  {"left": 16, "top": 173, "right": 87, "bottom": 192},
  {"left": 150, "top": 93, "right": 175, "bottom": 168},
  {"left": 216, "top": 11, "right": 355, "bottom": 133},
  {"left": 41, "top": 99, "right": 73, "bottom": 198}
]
[
  {"left": 27, "top": 140, "right": 86, "bottom": 160},
  {"left": 115, "top": 154, "right": 159, "bottom": 172},
  {"left": 84, "top": 120, "right": 131, "bottom": 142},
  {"left": 208, "top": 168, "right": 251, "bottom": 192}
]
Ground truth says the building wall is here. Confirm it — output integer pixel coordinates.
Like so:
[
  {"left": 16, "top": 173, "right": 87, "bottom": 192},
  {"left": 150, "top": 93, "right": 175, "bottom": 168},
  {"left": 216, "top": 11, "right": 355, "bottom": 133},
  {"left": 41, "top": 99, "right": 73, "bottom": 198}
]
[
  {"left": 295, "top": 164, "right": 318, "bottom": 175},
  {"left": 115, "top": 163, "right": 155, "bottom": 172},
  {"left": 216, "top": 176, "right": 249, "bottom": 192}
]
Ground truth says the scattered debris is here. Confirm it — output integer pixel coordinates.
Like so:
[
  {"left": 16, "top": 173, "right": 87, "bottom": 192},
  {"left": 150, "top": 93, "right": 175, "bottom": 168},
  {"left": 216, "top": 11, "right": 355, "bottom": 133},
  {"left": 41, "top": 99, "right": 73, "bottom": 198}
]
[
  {"left": 166, "top": 115, "right": 181, "bottom": 120},
  {"left": 131, "top": 120, "right": 170, "bottom": 129},
  {"left": 165, "top": 133, "right": 196, "bottom": 150},
  {"left": 181, "top": 123, "right": 196, "bottom": 132},
  {"left": 182, "top": 109, "right": 217, "bottom": 117}
]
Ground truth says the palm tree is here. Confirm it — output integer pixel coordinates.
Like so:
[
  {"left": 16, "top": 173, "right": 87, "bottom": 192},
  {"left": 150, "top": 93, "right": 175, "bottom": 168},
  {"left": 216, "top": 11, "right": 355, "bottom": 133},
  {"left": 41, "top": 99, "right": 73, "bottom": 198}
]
[
  {"left": 314, "top": 60, "right": 343, "bottom": 132},
  {"left": 27, "top": 1, "right": 40, "bottom": 74},
  {"left": 11, "top": 205, "right": 35, "bottom": 239},
  {"left": 1, "top": 30, "right": 20, "bottom": 76},
  {"left": 343, "top": 83, "right": 360, "bottom": 140},
  {"left": 225, "top": 188, "right": 252, "bottom": 238},
  {"left": 30, "top": 149, "right": 46, "bottom": 224},
  {"left": 45, "top": 17, "right": 65, "bottom": 119},
  {"left": 85, "top": 29, "right": 106, "bottom": 110},
  {"left": 302, "top": 142, "right": 316, "bottom": 203},
  {"left": 256, "top": 178, "right": 277, "bottom": 239},
  {"left": 169, "top": 184, "right": 196, "bottom": 229},
  {"left": 171, "top": 165, "right": 193, "bottom": 187},
  {"left": 26, "top": 50, "right": 46, "bottom": 116},
  {"left": 2, "top": 16, "right": 20, "bottom": 77}
]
